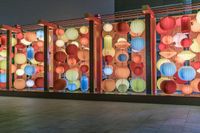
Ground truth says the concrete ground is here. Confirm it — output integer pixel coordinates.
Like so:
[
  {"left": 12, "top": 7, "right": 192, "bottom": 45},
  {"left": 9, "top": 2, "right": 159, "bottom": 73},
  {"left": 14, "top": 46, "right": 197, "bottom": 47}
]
[{"left": 0, "top": 97, "right": 199, "bottom": 133}]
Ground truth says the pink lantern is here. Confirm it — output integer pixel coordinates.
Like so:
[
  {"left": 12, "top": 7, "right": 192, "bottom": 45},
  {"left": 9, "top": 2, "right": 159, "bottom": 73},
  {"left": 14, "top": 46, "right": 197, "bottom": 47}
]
[{"left": 160, "top": 16, "right": 176, "bottom": 30}]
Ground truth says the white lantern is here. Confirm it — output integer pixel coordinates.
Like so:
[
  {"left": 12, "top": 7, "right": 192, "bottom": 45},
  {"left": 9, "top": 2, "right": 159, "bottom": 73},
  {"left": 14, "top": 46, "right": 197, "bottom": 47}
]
[
  {"left": 56, "top": 40, "right": 65, "bottom": 47},
  {"left": 177, "top": 50, "right": 196, "bottom": 61},
  {"left": 103, "top": 23, "right": 113, "bottom": 32},
  {"left": 65, "top": 28, "right": 79, "bottom": 40},
  {"left": 16, "top": 69, "right": 25, "bottom": 76},
  {"left": 79, "top": 26, "right": 88, "bottom": 34},
  {"left": 130, "top": 19, "right": 145, "bottom": 34},
  {"left": 173, "top": 33, "right": 187, "bottom": 47},
  {"left": 26, "top": 79, "right": 35, "bottom": 87}
]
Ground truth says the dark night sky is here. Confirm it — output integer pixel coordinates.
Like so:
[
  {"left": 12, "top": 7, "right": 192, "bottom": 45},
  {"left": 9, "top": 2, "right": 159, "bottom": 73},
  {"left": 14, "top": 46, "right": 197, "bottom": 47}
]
[{"left": 0, "top": 0, "right": 114, "bottom": 25}]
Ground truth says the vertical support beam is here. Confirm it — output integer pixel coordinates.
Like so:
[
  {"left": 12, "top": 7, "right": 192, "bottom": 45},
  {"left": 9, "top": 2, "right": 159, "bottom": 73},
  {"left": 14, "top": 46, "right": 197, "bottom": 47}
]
[
  {"left": 89, "top": 20, "right": 94, "bottom": 93},
  {"left": 44, "top": 26, "right": 49, "bottom": 91},
  {"left": 6, "top": 30, "right": 11, "bottom": 90}
]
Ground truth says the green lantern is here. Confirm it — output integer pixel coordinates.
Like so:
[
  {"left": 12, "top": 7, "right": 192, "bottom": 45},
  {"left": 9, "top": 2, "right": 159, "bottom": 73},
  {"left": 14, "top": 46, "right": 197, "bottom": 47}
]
[{"left": 130, "top": 78, "right": 146, "bottom": 92}]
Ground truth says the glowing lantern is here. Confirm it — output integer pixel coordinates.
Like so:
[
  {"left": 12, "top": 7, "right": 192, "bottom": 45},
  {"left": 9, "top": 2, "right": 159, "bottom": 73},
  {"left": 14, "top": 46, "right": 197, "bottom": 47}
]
[
  {"left": 80, "top": 37, "right": 89, "bottom": 46},
  {"left": 115, "top": 41, "right": 130, "bottom": 49},
  {"left": 130, "top": 19, "right": 145, "bottom": 34},
  {"left": 103, "top": 65, "right": 113, "bottom": 76},
  {"left": 80, "top": 64, "right": 89, "bottom": 73},
  {"left": 14, "top": 79, "right": 26, "bottom": 90},
  {"left": 161, "top": 35, "right": 173, "bottom": 45},
  {"left": 102, "top": 48, "right": 115, "bottom": 57},
  {"left": 54, "top": 79, "right": 66, "bottom": 90},
  {"left": 181, "top": 85, "right": 193, "bottom": 95},
  {"left": 160, "top": 62, "right": 176, "bottom": 76},
  {"left": 102, "top": 79, "right": 115, "bottom": 92},
  {"left": 131, "top": 37, "right": 145, "bottom": 51},
  {"left": 68, "top": 80, "right": 80, "bottom": 90},
  {"left": 133, "top": 66, "right": 143, "bottom": 76},
  {"left": 55, "top": 66, "right": 65, "bottom": 74},
  {"left": 26, "top": 79, "right": 34, "bottom": 87},
  {"left": 156, "top": 23, "right": 169, "bottom": 35},
  {"left": 0, "top": 35, "right": 6, "bottom": 45},
  {"left": 16, "top": 32, "right": 24, "bottom": 40},
  {"left": 196, "top": 10, "right": 200, "bottom": 24},
  {"left": 66, "top": 44, "right": 78, "bottom": 55},
  {"left": 24, "top": 32, "right": 37, "bottom": 42},
  {"left": 159, "top": 48, "right": 177, "bottom": 59},
  {"left": 160, "top": 16, "right": 176, "bottom": 30},
  {"left": 132, "top": 54, "right": 142, "bottom": 63},
  {"left": 0, "top": 50, "right": 6, "bottom": 57},
  {"left": 16, "top": 69, "right": 25, "bottom": 76},
  {"left": 0, "top": 73, "right": 6, "bottom": 83},
  {"left": 157, "top": 77, "right": 170, "bottom": 90},
  {"left": 104, "top": 35, "right": 112, "bottom": 49},
  {"left": 181, "top": 15, "right": 191, "bottom": 33},
  {"left": 80, "top": 75, "right": 89, "bottom": 92},
  {"left": 191, "top": 78, "right": 200, "bottom": 92},
  {"left": 35, "top": 52, "right": 44, "bottom": 62},
  {"left": 190, "top": 39, "right": 200, "bottom": 53},
  {"left": 27, "top": 47, "right": 34, "bottom": 60},
  {"left": 65, "top": 28, "right": 79, "bottom": 40},
  {"left": 77, "top": 49, "right": 89, "bottom": 61},
  {"left": 191, "top": 61, "right": 200, "bottom": 70},
  {"left": 12, "top": 38, "right": 17, "bottom": 46},
  {"left": 178, "top": 66, "right": 196, "bottom": 81},
  {"left": 173, "top": 33, "right": 187, "bottom": 47},
  {"left": 24, "top": 65, "right": 36, "bottom": 76},
  {"left": 56, "top": 40, "right": 65, "bottom": 47},
  {"left": 158, "top": 43, "right": 167, "bottom": 51},
  {"left": 103, "top": 23, "right": 113, "bottom": 32},
  {"left": 115, "top": 51, "right": 129, "bottom": 63},
  {"left": 54, "top": 51, "right": 67, "bottom": 62},
  {"left": 35, "top": 77, "right": 44, "bottom": 88},
  {"left": 181, "top": 38, "right": 192, "bottom": 48},
  {"left": 116, "top": 22, "right": 130, "bottom": 35},
  {"left": 67, "top": 83, "right": 77, "bottom": 91},
  {"left": 55, "top": 29, "right": 65, "bottom": 36},
  {"left": 115, "top": 66, "right": 130, "bottom": 78},
  {"left": 65, "top": 69, "right": 79, "bottom": 81},
  {"left": 160, "top": 80, "right": 176, "bottom": 94},
  {"left": 80, "top": 26, "right": 88, "bottom": 34},
  {"left": 14, "top": 53, "right": 26, "bottom": 64},
  {"left": 0, "top": 60, "right": 6, "bottom": 70},
  {"left": 36, "top": 30, "right": 44, "bottom": 40},
  {"left": 177, "top": 50, "right": 196, "bottom": 61},
  {"left": 116, "top": 79, "right": 129, "bottom": 93},
  {"left": 130, "top": 78, "right": 146, "bottom": 92}
]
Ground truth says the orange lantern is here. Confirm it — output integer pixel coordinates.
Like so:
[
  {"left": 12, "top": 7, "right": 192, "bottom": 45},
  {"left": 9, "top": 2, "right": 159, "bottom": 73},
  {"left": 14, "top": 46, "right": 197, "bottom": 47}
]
[
  {"left": 14, "top": 79, "right": 26, "bottom": 90},
  {"left": 115, "top": 66, "right": 130, "bottom": 78},
  {"left": 55, "top": 29, "right": 65, "bottom": 36},
  {"left": 24, "top": 32, "right": 37, "bottom": 42},
  {"left": 80, "top": 37, "right": 89, "bottom": 46},
  {"left": 55, "top": 66, "right": 65, "bottom": 74},
  {"left": 132, "top": 54, "right": 142, "bottom": 63},
  {"left": 181, "top": 85, "right": 193, "bottom": 95},
  {"left": 102, "top": 79, "right": 115, "bottom": 92},
  {"left": 11, "top": 64, "right": 17, "bottom": 73},
  {"left": 36, "top": 41, "right": 44, "bottom": 47}
]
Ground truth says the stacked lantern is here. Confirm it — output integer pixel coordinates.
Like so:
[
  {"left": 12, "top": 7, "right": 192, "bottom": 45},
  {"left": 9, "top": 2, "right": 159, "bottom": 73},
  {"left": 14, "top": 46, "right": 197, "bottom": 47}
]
[
  {"left": 54, "top": 26, "right": 89, "bottom": 92},
  {"left": 156, "top": 13, "right": 200, "bottom": 95},
  {"left": 102, "top": 19, "right": 146, "bottom": 93}
]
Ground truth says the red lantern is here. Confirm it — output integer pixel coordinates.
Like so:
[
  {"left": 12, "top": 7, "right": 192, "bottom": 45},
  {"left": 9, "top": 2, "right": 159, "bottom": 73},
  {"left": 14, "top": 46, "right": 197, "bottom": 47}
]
[
  {"left": 16, "top": 32, "right": 24, "bottom": 40},
  {"left": 158, "top": 43, "right": 167, "bottom": 51},
  {"left": 160, "top": 80, "right": 176, "bottom": 94},
  {"left": 54, "top": 79, "right": 66, "bottom": 90},
  {"left": 191, "top": 61, "right": 200, "bottom": 70},
  {"left": 80, "top": 65, "right": 89, "bottom": 73},
  {"left": 35, "top": 77, "right": 44, "bottom": 88},
  {"left": 116, "top": 22, "right": 130, "bottom": 35},
  {"left": 181, "top": 15, "right": 191, "bottom": 33},
  {"left": 54, "top": 51, "right": 67, "bottom": 62},
  {"left": 66, "top": 44, "right": 78, "bottom": 55},
  {"left": 132, "top": 54, "right": 142, "bottom": 63},
  {"left": 34, "top": 52, "right": 44, "bottom": 62},
  {"left": 104, "top": 55, "right": 113, "bottom": 63},
  {"left": 55, "top": 29, "right": 65, "bottom": 36},
  {"left": 59, "top": 63, "right": 69, "bottom": 71},
  {"left": 1, "top": 35, "right": 6, "bottom": 45},
  {"left": 130, "top": 62, "right": 144, "bottom": 72},
  {"left": 160, "top": 16, "right": 176, "bottom": 30},
  {"left": 181, "top": 38, "right": 192, "bottom": 48},
  {"left": 156, "top": 23, "right": 169, "bottom": 35},
  {"left": 55, "top": 66, "right": 65, "bottom": 74},
  {"left": 133, "top": 66, "right": 143, "bottom": 76}
]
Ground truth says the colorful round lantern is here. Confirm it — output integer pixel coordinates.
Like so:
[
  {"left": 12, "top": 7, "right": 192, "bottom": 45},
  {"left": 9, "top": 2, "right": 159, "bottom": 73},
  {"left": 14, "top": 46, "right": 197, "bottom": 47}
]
[
  {"left": 59, "top": 34, "right": 68, "bottom": 42},
  {"left": 14, "top": 79, "right": 26, "bottom": 90},
  {"left": 104, "top": 35, "right": 112, "bottom": 49},
  {"left": 11, "top": 64, "right": 17, "bottom": 73},
  {"left": 77, "top": 49, "right": 89, "bottom": 61},
  {"left": 130, "top": 78, "right": 146, "bottom": 92},
  {"left": 190, "top": 39, "right": 200, "bottom": 53},
  {"left": 0, "top": 73, "right": 6, "bottom": 83},
  {"left": 0, "top": 60, "right": 6, "bottom": 70},
  {"left": 156, "top": 58, "right": 171, "bottom": 70},
  {"left": 103, "top": 65, "right": 113, "bottom": 76},
  {"left": 156, "top": 23, "right": 169, "bottom": 35},
  {"left": 191, "top": 19, "right": 200, "bottom": 32},
  {"left": 116, "top": 22, "right": 130, "bottom": 35},
  {"left": 116, "top": 79, "right": 129, "bottom": 93},
  {"left": 35, "top": 77, "right": 44, "bottom": 88},
  {"left": 157, "top": 77, "right": 170, "bottom": 90},
  {"left": 34, "top": 52, "right": 44, "bottom": 62},
  {"left": 36, "top": 30, "right": 44, "bottom": 40},
  {"left": 132, "top": 54, "right": 142, "bottom": 63},
  {"left": 160, "top": 80, "right": 176, "bottom": 94},
  {"left": 196, "top": 11, "right": 200, "bottom": 24},
  {"left": 55, "top": 29, "right": 65, "bottom": 36},
  {"left": 177, "top": 50, "right": 196, "bottom": 61},
  {"left": 24, "top": 65, "right": 36, "bottom": 76},
  {"left": 56, "top": 40, "right": 65, "bottom": 47},
  {"left": 55, "top": 66, "right": 65, "bottom": 74},
  {"left": 161, "top": 35, "right": 173, "bottom": 45},
  {"left": 131, "top": 37, "right": 145, "bottom": 51},
  {"left": 80, "top": 26, "right": 89, "bottom": 34},
  {"left": 27, "top": 47, "right": 34, "bottom": 60},
  {"left": 67, "top": 83, "right": 77, "bottom": 91},
  {"left": 80, "top": 75, "right": 89, "bottom": 93},
  {"left": 160, "top": 62, "right": 176, "bottom": 76},
  {"left": 181, "top": 85, "right": 193, "bottom": 95},
  {"left": 54, "top": 51, "right": 67, "bottom": 62},
  {"left": 173, "top": 33, "right": 187, "bottom": 47},
  {"left": 181, "top": 38, "right": 192, "bottom": 48},
  {"left": 130, "top": 19, "right": 145, "bottom": 34},
  {"left": 16, "top": 69, "right": 25, "bottom": 76},
  {"left": 65, "top": 69, "right": 79, "bottom": 81},
  {"left": 80, "top": 37, "right": 89, "bottom": 46},
  {"left": 160, "top": 16, "right": 176, "bottom": 30},
  {"left": 115, "top": 66, "right": 130, "bottom": 78},
  {"left": 14, "top": 53, "right": 26, "bottom": 64},
  {"left": 80, "top": 64, "right": 89, "bottom": 73},
  {"left": 191, "top": 61, "right": 200, "bottom": 70},
  {"left": 102, "top": 79, "right": 115, "bottom": 92},
  {"left": 65, "top": 28, "right": 79, "bottom": 40},
  {"left": 103, "top": 23, "right": 113, "bottom": 32},
  {"left": 24, "top": 32, "right": 37, "bottom": 42},
  {"left": 54, "top": 79, "right": 66, "bottom": 90},
  {"left": 178, "top": 66, "right": 196, "bottom": 81},
  {"left": 26, "top": 79, "right": 35, "bottom": 88},
  {"left": 133, "top": 66, "right": 143, "bottom": 76},
  {"left": 102, "top": 48, "right": 115, "bottom": 57},
  {"left": 66, "top": 44, "right": 78, "bottom": 55}
]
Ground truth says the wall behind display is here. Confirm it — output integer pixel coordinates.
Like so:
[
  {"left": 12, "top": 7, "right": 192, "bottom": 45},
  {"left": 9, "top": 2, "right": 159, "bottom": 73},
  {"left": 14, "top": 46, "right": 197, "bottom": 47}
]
[{"left": 0, "top": 0, "right": 114, "bottom": 25}]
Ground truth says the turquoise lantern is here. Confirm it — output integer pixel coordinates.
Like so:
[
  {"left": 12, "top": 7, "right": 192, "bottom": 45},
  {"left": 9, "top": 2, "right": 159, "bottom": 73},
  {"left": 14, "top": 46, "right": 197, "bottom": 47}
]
[
  {"left": 160, "top": 62, "right": 176, "bottom": 76},
  {"left": 0, "top": 73, "right": 6, "bottom": 83},
  {"left": 178, "top": 66, "right": 196, "bottom": 81},
  {"left": 24, "top": 65, "right": 36, "bottom": 76},
  {"left": 81, "top": 75, "right": 88, "bottom": 93},
  {"left": 131, "top": 37, "right": 145, "bottom": 51},
  {"left": 27, "top": 47, "right": 34, "bottom": 60}
]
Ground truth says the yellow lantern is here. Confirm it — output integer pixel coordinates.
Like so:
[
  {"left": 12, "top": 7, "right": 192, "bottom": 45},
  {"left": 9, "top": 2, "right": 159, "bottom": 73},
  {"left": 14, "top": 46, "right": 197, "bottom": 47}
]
[
  {"left": 103, "top": 23, "right": 113, "bottom": 32},
  {"left": 157, "top": 77, "right": 170, "bottom": 90},
  {"left": 65, "top": 28, "right": 79, "bottom": 40},
  {"left": 79, "top": 26, "right": 88, "bottom": 34},
  {"left": 130, "top": 19, "right": 145, "bottom": 34},
  {"left": 0, "top": 50, "right": 6, "bottom": 57},
  {"left": 0, "top": 60, "right": 6, "bottom": 70},
  {"left": 190, "top": 39, "right": 200, "bottom": 53},
  {"left": 14, "top": 53, "right": 26, "bottom": 64},
  {"left": 156, "top": 58, "right": 170, "bottom": 70},
  {"left": 16, "top": 69, "right": 25, "bottom": 76},
  {"left": 104, "top": 35, "right": 112, "bottom": 49},
  {"left": 12, "top": 38, "right": 17, "bottom": 46},
  {"left": 196, "top": 11, "right": 200, "bottom": 24},
  {"left": 14, "top": 79, "right": 26, "bottom": 90},
  {"left": 159, "top": 49, "right": 177, "bottom": 59},
  {"left": 56, "top": 40, "right": 65, "bottom": 47},
  {"left": 177, "top": 50, "right": 196, "bottom": 61},
  {"left": 102, "top": 48, "right": 115, "bottom": 57}
]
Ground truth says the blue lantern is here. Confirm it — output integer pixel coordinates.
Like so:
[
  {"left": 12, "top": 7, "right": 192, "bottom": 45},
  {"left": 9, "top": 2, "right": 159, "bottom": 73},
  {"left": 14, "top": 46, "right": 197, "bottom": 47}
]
[
  {"left": 81, "top": 75, "right": 89, "bottom": 93},
  {"left": 118, "top": 54, "right": 127, "bottom": 62},
  {"left": 103, "top": 66, "right": 113, "bottom": 76},
  {"left": 27, "top": 47, "right": 34, "bottom": 60},
  {"left": 36, "top": 30, "right": 44, "bottom": 40},
  {"left": 178, "top": 66, "right": 196, "bottom": 81},
  {"left": 160, "top": 62, "right": 176, "bottom": 76},
  {"left": 24, "top": 65, "right": 36, "bottom": 76},
  {"left": 131, "top": 37, "right": 145, "bottom": 51},
  {"left": 67, "top": 83, "right": 77, "bottom": 91},
  {"left": 0, "top": 73, "right": 6, "bottom": 83}
]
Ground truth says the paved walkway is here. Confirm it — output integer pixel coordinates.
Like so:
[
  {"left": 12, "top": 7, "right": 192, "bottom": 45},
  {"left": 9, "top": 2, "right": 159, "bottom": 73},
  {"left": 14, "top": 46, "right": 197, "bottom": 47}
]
[{"left": 0, "top": 97, "right": 199, "bottom": 133}]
